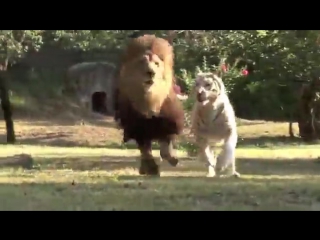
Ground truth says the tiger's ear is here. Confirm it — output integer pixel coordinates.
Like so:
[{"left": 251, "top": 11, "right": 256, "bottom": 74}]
[
  {"left": 195, "top": 66, "right": 202, "bottom": 75},
  {"left": 212, "top": 70, "right": 222, "bottom": 78}
]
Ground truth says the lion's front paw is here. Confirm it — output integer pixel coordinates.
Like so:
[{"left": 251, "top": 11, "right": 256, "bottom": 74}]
[
  {"left": 167, "top": 157, "right": 179, "bottom": 167},
  {"left": 139, "top": 158, "right": 160, "bottom": 177}
]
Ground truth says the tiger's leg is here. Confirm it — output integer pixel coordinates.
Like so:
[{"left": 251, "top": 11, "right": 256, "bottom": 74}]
[
  {"left": 159, "top": 137, "right": 179, "bottom": 167},
  {"left": 197, "top": 137, "right": 216, "bottom": 177},
  {"left": 137, "top": 139, "right": 160, "bottom": 176},
  {"left": 216, "top": 133, "right": 240, "bottom": 178}
]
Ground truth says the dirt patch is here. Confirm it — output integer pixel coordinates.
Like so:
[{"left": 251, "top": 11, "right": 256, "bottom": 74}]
[{"left": 0, "top": 116, "right": 123, "bottom": 148}]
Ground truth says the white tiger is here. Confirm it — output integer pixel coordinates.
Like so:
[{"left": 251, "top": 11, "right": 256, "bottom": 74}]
[{"left": 190, "top": 72, "right": 240, "bottom": 178}]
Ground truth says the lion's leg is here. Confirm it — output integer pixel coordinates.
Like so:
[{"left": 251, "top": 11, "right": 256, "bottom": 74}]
[
  {"left": 137, "top": 140, "right": 159, "bottom": 176},
  {"left": 159, "top": 137, "right": 179, "bottom": 167},
  {"left": 197, "top": 137, "right": 216, "bottom": 177},
  {"left": 216, "top": 133, "right": 240, "bottom": 178}
]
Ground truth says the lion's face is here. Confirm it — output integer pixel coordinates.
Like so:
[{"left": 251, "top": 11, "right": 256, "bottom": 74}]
[
  {"left": 118, "top": 35, "right": 174, "bottom": 117},
  {"left": 129, "top": 51, "right": 165, "bottom": 91},
  {"left": 120, "top": 52, "right": 169, "bottom": 116},
  {"left": 194, "top": 73, "right": 224, "bottom": 104}
]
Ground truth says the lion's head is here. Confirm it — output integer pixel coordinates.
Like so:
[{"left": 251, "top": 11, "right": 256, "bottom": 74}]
[{"left": 118, "top": 35, "right": 174, "bottom": 117}]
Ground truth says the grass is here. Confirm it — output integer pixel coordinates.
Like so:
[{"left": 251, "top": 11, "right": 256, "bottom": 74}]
[
  {"left": 2, "top": 79, "right": 320, "bottom": 210},
  {"left": 0, "top": 140, "right": 319, "bottom": 210}
]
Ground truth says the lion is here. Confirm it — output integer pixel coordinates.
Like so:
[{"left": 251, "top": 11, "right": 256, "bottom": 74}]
[
  {"left": 114, "top": 34, "right": 184, "bottom": 176},
  {"left": 190, "top": 72, "right": 240, "bottom": 178},
  {"left": 65, "top": 61, "right": 116, "bottom": 115}
]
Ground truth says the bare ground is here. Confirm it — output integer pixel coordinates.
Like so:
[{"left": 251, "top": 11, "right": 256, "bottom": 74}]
[
  {"left": 0, "top": 113, "right": 310, "bottom": 149},
  {"left": 0, "top": 113, "right": 319, "bottom": 210}
]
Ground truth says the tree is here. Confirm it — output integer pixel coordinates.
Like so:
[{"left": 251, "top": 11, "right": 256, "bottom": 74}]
[
  {"left": 298, "top": 73, "right": 320, "bottom": 141},
  {"left": 0, "top": 30, "right": 43, "bottom": 143}
]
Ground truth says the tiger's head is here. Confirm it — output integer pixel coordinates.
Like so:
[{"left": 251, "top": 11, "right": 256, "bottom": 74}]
[{"left": 193, "top": 72, "right": 226, "bottom": 104}]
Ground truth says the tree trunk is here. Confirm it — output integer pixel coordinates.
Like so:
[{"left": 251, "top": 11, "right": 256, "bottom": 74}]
[
  {"left": 167, "top": 30, "right": 176, "bottom": 44},
  {"left": 0, "top": 72, "right": 15, "bottom": 143},
  {"left": 289, "top": 121, "right": 294, "bottom": 138},
  {"left": 298, "top": 80, "right": 320, "bottom": 142}
]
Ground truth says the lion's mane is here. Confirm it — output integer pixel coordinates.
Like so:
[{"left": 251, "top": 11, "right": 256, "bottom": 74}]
[
  {"left": 115, "top": 35, "right": 184, "bottom": 142},
  {"left": 118, "top": 35, "right": 174, "bottom": 116}
]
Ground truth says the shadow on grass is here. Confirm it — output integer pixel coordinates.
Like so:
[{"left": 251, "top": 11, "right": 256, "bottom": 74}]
[
  {"left": 2, "top": 177, "right": 320, "bottom": 210},
  {"left": 31, "top": 155, "right": 320, "bottom": 177},
  {"left": 0, "top": 134, "right": 318, "bottom": 153},
  {"left": 237, "top": 136, "right": 320, "bottom": 147},
  {"left": 11, "top": 113, "right": 116, "bottom": 128},
  {"left": 0, "top": 133, "right": 158, "bottom": 150},
  {"left": 2, "top": 156, "right": 320, "bottom": 210},
  {"left": 17, "top": 135, "right": 313, "bottom": 151}
]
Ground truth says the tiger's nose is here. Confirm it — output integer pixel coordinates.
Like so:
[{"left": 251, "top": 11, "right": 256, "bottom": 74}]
[{"left": 197, "top": 92, "right": 206, "bottom": 102}]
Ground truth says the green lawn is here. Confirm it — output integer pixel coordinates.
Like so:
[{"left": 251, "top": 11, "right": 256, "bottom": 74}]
[{"left": 0, "top": 144, "right": 319, "bottom": 210}]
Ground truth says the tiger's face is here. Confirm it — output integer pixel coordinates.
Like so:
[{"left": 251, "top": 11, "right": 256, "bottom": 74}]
[{"left": 194, "top": 72, "right": 224, "bottom": 104}]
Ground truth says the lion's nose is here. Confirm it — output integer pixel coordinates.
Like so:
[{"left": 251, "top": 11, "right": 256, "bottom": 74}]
[
  {"left": 145, "top": 79, "right": 154, "bottom": 85},
  {"left": 146, "top": 70, "right": 155, "bottom": 79}
]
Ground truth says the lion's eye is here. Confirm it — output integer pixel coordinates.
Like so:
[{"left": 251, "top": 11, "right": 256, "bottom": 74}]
[
  {"left": 205, "top": 83, "right": 211, "bottom": 88},
  {"left": 154, "top": 61, "right": 159, "bottom": 66},
  {"left": 139, "top": 58, "right": 146, "bottom": 64}
]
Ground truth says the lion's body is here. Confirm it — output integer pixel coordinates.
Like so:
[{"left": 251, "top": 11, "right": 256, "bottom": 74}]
[
  {"left": 65, "top": 62, "right": 116, "bottom": 115},
  {"left": 117, "top": 91, "right": 184, "bottom": 143},
  {"left": 114, "top": 34, "right": 184, "bottom": 176},
  {"left": 191, "top": 73, "right": 239, "bottom": 177}
]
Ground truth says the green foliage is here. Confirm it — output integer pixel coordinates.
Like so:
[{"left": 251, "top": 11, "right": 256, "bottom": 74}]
[
  {"left": 0, "top": 30, "right": 43, "bottom": 65},
  {"left": 179, "top": 56, "right": 247, "bottom": 112},
  {"left": 3, "top": 30, "right": 320, "bottom": 121},
  {"left": 49, "top": 30, "right": 131, "bottom": 50},
  {"left": 171, "top": 30, "right": 320, "bottom": 120}
]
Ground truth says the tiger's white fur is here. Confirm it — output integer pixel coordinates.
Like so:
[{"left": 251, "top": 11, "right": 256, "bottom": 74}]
[{"left": 190, "top": 72, "right": 240, "bottom": 178}]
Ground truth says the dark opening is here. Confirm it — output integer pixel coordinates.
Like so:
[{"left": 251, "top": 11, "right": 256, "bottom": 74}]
[{"left": 91, "top": 92, "right": 108, "bottom": 115}]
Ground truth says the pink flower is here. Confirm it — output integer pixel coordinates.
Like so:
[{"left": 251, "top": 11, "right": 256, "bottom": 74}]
[
  {"left": 173, "top": 84, "right": 181, "bottom": 94},
  {"left": 242, "top": 69, "right": 248, "bottom": 76},
  {"left": 221, "top": 64, "right": 228, "bottom": 72}
]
